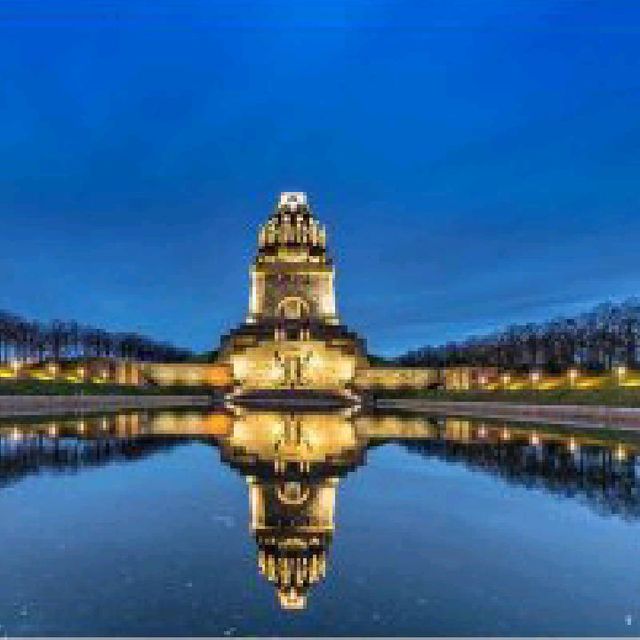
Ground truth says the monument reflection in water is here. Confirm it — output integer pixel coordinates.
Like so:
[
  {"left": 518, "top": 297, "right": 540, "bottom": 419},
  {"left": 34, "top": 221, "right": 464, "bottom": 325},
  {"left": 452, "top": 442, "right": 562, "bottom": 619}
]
[
  {"left": 219, "top": 410, "right": 363, "bottom": 610},
  {"left": 2, "top": 408, "right": 640, "bottom": 615}
]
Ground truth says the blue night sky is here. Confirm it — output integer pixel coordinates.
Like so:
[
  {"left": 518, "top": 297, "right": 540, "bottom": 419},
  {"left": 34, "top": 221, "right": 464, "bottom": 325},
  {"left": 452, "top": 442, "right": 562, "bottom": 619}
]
[{"left": 0, "top": 1, "right": 639, "bottom": 356}]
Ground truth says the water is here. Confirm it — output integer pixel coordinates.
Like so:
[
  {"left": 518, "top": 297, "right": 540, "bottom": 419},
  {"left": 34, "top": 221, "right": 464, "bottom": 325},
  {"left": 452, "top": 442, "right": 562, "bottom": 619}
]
[{"left": 1, "top": 407, "right": 640, "bottom": 636}]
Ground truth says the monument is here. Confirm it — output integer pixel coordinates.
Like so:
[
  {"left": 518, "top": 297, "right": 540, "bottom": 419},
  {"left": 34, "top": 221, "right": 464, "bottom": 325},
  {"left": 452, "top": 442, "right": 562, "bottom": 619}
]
[
  {"left": 140, "top": 192, "right": 443, "bottom": 394},
  {"left": 217, "top": 192, "right": 370, "bottom": 397}
]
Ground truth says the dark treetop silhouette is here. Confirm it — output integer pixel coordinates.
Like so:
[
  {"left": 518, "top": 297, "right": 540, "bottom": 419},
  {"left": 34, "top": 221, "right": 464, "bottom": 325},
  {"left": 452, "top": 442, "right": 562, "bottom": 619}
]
[
  {"left": 400, "top": 300, "right": 640, "bottom": 373},
  {"left": 0, "top": 310, "right": 192, "bottom": 364}
]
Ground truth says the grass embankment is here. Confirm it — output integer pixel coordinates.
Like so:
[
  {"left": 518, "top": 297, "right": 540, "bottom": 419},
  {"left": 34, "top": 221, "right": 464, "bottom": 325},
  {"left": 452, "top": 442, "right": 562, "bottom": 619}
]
[
  {"left": 0, "top": 380, "right": 215, "bottom": 396},
  {"left": 377, "top": 386, "right": 640, "bottom": 407}
]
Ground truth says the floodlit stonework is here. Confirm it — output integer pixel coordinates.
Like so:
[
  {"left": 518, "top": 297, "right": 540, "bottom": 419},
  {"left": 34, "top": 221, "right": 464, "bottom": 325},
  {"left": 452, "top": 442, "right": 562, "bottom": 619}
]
[
  {"left": 354, "top": 366, "right": 440, "bottom": 389},
  {"left": 102, "top": 192, "right": 462, "bottom": 393},
  {"left": 141, "top": 362, "right": 232, "bottom": 387},
  {"left": 211, "top": 191, "right": 453, "bottom": 397},
  {"left": 217, "top": 192, "right": 370, "bottom": 395}
]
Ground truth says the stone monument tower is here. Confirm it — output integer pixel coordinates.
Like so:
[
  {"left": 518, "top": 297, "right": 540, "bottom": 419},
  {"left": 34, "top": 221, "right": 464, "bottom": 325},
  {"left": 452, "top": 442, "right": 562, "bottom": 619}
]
[
  {"left": 217, "top": 192, "right": 367, "bottom": 394},
  {"left": 247, "top": 192, "right": 338, "bottom": 326}
]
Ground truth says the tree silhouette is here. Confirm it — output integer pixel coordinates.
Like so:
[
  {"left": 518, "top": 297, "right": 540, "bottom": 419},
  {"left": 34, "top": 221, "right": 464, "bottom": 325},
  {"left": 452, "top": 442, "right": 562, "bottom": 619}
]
[
  {"left": 399, "top": 299, "right": 640, "bottom": 373},
  {"left": 0, "top": 311, "right": 192, "bottom": 364}
]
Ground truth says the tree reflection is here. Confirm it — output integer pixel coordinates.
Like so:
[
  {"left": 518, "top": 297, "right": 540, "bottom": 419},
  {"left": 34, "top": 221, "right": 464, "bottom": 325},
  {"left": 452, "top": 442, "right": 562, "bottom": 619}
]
[{"left": 2, "top": 409, "right": 640, "bottom": 608}]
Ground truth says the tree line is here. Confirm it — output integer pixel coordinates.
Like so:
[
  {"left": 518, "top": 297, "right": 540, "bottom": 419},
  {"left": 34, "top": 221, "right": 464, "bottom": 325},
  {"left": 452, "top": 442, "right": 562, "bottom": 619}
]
[
  {"left": 398, "top": 299, "right": 640, "bottom": 373},
  {"left": 0, "top": 310, "right": 192, "bottom": 364}
]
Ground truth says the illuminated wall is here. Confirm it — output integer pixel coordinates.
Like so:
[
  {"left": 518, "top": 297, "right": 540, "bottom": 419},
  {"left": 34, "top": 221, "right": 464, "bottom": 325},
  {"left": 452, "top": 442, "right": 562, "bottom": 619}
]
[
  {"left": 140, "top": 362, "right": 232, "bottom": 387},
  {"left": 249, "top": 267, "right": 337, "bottom": 324},
  {"left": 246, "top": 191, "right": 338, "bottom": 325},
  {"left": 229, "top": 340, "right": 357, "bottom": 390},
  {"left": 354, "top": 366, "right": 439, "bottom": 389},
  {"left": 219, "top": 192, "right": 447, "bottom": 393}
]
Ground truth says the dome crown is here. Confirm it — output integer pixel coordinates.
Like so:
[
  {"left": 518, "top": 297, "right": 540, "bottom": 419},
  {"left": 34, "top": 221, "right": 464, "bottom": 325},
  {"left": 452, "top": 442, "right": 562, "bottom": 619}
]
[{"left": 256, "top": 192, "right": 328, "bottom": 264}]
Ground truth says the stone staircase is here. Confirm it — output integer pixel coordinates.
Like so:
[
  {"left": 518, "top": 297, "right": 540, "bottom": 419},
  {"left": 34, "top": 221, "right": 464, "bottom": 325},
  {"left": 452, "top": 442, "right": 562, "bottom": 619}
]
[{"left": 228, "top": 388, "right": 359, "bottom": 409}]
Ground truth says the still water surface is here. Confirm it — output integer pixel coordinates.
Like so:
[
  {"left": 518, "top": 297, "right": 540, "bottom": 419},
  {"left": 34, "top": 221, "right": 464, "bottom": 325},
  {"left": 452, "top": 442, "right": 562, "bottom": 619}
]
[{"left": 1, "top": 407, "right": 640, "bottom": 636}]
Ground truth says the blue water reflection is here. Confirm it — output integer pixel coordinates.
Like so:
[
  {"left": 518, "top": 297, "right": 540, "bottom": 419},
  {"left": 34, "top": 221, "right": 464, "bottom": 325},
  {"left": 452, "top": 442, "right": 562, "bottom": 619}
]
[{"left": 0, "top": 408, "right": 639, "bottom": 636}]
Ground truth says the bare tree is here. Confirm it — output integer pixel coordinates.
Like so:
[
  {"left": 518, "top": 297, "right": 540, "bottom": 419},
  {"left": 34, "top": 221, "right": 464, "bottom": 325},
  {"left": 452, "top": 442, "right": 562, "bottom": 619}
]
[
  {"left": 0, "top": 310, "right": 192, "bottom": 364},
  {"left": 399, "top": 298, "right": 640, "bottom": 373}
]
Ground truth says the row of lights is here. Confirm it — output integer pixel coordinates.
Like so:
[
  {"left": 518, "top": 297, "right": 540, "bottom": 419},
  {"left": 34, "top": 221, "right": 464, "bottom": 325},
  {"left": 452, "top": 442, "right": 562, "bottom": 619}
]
[
  {"left": 5, "top": 418, "right": 114, "bottom": 442},
  {"left": 6, "top": 361, "right": 110, "bottom": 381},
  {"left": 478, "top": 366, "right": 630, "bottom": 387},
  {"left": 474, "top": 428, "right": 628, "bottom": 460}
]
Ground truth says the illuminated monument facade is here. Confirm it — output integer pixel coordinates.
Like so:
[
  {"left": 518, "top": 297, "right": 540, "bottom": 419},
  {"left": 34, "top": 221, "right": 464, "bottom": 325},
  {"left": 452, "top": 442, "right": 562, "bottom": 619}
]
[
  {"left": 217, "top": 192, "right": 371, "bottom": 395},
  {"left": 138, "top": 191, "right": 444, "bottom": 392},
  {"left": 19, "top": 191, "right": 489, "bottom": 391},
  {"left": 247, "top": 192, "right": 338, "bottom": 325}
]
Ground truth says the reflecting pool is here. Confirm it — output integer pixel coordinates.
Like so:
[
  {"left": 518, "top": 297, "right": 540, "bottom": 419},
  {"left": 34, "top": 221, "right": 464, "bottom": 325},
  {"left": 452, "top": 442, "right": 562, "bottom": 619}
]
[{"left": 1, "top": 407, "right": 640, "bottom": 636}]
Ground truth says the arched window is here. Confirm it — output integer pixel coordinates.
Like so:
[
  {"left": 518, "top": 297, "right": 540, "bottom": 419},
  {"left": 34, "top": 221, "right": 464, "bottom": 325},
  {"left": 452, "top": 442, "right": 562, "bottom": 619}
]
[{"left": 277, "top": 297, "right": 310, "bottom": 320}]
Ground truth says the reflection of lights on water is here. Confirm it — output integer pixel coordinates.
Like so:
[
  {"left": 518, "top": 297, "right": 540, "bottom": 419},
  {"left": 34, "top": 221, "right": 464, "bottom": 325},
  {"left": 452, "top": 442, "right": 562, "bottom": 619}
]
[
  {"left": 615, "top": 445, "right": 627, "bottom": 461},
  {"left": 10, "top": 428, "right": 22, "bottom": 441},
  {"left": 48, "top": 425, "right": 57, "bottom": 438},
  {"left": 568, "top": 438, "right": 578, "bottom": 453}
]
